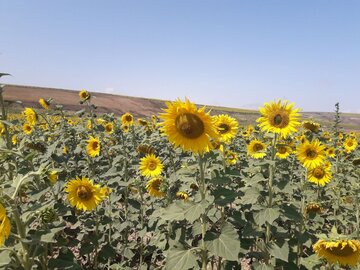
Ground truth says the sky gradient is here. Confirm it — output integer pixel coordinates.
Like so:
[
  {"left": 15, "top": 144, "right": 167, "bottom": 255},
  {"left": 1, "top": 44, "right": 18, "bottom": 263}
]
[{"left": 1, "top": 0, "right": 360, "bottom": 112}]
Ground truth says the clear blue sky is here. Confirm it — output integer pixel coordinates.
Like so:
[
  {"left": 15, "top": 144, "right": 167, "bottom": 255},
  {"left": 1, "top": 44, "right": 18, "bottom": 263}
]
[{"left": 1, "top": 0, "right": 360, "bottom": 112}]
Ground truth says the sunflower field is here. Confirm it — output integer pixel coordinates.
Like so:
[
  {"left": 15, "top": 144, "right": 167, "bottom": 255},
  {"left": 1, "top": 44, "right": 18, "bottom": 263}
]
[{"left": 1, "top": 84, "right": 360, "bottom": 270}]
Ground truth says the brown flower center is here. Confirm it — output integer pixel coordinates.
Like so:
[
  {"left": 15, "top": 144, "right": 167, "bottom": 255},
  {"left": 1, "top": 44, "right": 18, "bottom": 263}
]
[
  {"left": 151, "top": 179, "right": 161, "bottom": 191},
  {"left": 125, "top": 115, "right": 133, "bottom": 122},
  {"left": 253, "top": 143, "right": 264, "bottom": 152},
  {"left": 327, "top": 243, "right": 355, "bottom": 257},
  {"left": 278, "top": 146, "right": 287, "bottom": 154},
  {"left": 347, "top": 141, "right": 353, "bottom": 147},
  {"left": 313, "top": 168, "right": 325, "bottom": 179},
  {"left": 106, "top": 124, "right": 112, "bottom": 132},
  {"left": 92, "top": 141, "right": 99, "bottom": 150},
  {"left": 218, "top": 123, "right": 230, "bottom": 134},
  {"left": 306, "top": 148, "right": 317, "bottom": 159},
  {"left": 271, "top": 112, "right": 289, "bottom": 128},
  {"left": 148, "top": 161, "right": 157, "bottom": 171},
  {"left": 77, "top": 186, "right": 92, "bottom": 201},
  {"left": 175, "top": 113, "right": 205, "bottom": 139}
]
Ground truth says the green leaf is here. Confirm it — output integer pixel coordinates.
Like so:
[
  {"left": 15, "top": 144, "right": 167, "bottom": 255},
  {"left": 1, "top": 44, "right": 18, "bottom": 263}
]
[
  {"left": 253, "top": 262, "right": 274, "bottom": 270},
  {"left": 213, "top": 187, "right": 238, "bottom": 206},
  {"left": 281, "top": 204, "right": 302, "bottom": 222},
  {"left": 254, "top": 207, "right": 280, "bottom": 226},
  {"left": 165, "top": 247, "right": 198, "bottom": 270},
  {"left": 267, "top": 241, "right": 289, "bottom": 262},
  {"left": 0, "top": 250, "right": 12, "bottom": 267},
  {"left": 161, "top": 200, "right": 209, "bottom": 223},
  {"left": 205, "top": 222, "right": 240, "bottom": 261},
  {"left": 48, "top": 247, "right": 82, "bottom": 269}
]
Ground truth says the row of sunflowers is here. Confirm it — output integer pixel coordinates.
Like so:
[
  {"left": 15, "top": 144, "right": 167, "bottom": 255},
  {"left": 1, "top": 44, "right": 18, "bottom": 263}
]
[{"left": 1, "top": 86, "right": 360, "bottom": 269}]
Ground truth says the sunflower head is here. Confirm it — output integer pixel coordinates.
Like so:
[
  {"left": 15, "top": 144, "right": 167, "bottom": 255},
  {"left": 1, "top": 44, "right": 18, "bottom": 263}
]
[
  {"left": 139, "top": 154, "right": 163, "bottom": 178},
  {"left": 121, "top": 113, "right": 134, "bottom": 126},
  {"left": 307, "top": 161, "right": 332, "bottom": 186},
  {"left": 296, "top": 139, "right": 326, "bottom": 169},
  {"left": 313, "top": 239, "right": 360, "bottom": 267},
  {"left": 247, "top": 139, "right": 267, "bottom": 159},
  {"left": 48, "top": 170, "right": 59, "bottom": 185},
  {"left": 23, "top": 107, "right": 37, "bottom": 126},
  {"left": 79, "top": 90, "right": 90, "bottom": 101},
  {"left": 213, "top": 114, "right": 239, "bottom": 143},
  {"left": 326, "top": 147, "right": 336, "bottom": 158},
  {"left": 257, "top": 100, "right": 300, "bottom": 138},
  {"left": 225, "top": 150, "right": 238, "bottom": 165},
  {"left": 11, "top": 135, "right": 17, "bottom": 145},
  {"left": 0, "top": 203, "right": 11, "bottom": 247},
  {"left": 122, "top": 124, "right": 130, "bottom": 133},
  {"left": 159, "top": 98, "right": 218, "bottom": 154},
  {"left": 176, "top": 191, "right": 189, "bottom": 201},
  {"left": 276, "top": 144, "right": 292, "bottom": 159},
  {"left": 39, "top": 98, "right": 50, "bottom": 110},
  {"left": 136, "top": 144, "right": 155, "bottom": 156},
  {"left": 137, "top": 118, "right": 148, "bottom": 126},
  {"left": 344, "top": 137, "right": 358, "bottom": 153},
  {"left": 87, "top": 136, "right": 101, "bottom": 158},
  {"left": 65, "top": 176, "right": 106, "bottom": 211},
  {"left": 23, "top": 123, "right": 33, "bottom": 135},
  {"left": 0, "top": 122, "right": 5, "bottom": 135},
  {"left": 305, "top": 203, "right": 323, "bottom": 216},
  {"left": 104, "top": 122, "right": 114, "bottom": 134},
  {"left": 302, "top": 120, "right": 320, "bottom": 133},
  {"left": 146, "top": 177, "right": 166, "bottom": 197}
]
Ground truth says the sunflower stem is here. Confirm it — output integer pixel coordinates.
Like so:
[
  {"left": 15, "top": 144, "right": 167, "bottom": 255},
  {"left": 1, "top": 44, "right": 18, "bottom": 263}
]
[
  {"left": 296, "top": 170, "right": 306, "bottom": 268},
  {"left": 93, "top": 212, "right": 100, "bottom": 269},
  {"left": 198, "top": 155, "right": 208, "bottom": 270},
  {"left": 266, "top": 134, "right": 277, "bottom": 244}
]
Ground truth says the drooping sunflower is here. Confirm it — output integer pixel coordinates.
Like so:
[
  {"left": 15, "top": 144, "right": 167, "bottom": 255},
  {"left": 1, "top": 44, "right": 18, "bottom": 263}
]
[
  {"left": 0, "top": 203, "right": 11, "bottom": 247},
  {"left": 304, "top": 203, "right": 323, "bottom": 217},
  {"left": 87, "top": 136, "right": 101, "bottom": 157},
  {"left": 213, "top": 114, "right": 238, "bottom": 143},
  {"left": 23, "top": 107, "right": 37, "bottom": 126},
  {"left": 104, "top": 122, "right": 114, "bottom": 134},
  {"left": 247, "top": 139, "right": 267, "bottom": 159},
  {"left": 121, "top": 113, "right": 134, "bottom": 126},
  {"left": 137, "top": 118, "right": 148, "bottom": 126},
  {"left": 257, "top": 100, "right": 300, "bottom": 138},
  {"left": 146, "top": 177, "right": 165, "bottom": 197},
  {"left": 176, "top": 191, "right": 189, "bottom": 201},
  {"left": 302, "top": 120, "right": 320, "bottom": 133},
  {"left": 313, "top": 239, "right": 360, "bottom": 267},
  {"left": 65, "top": 176, "right": 106, "bottom": 211},
  {"left": 139, "top": 154, "right": 163, "bottom": 178},
  {"left": 39, "top": 98, "right": 50, "bottom": 110},
  {"left": 79, "top": 90, "right": 90, "bottom": 101},
  {"left": 307, "top": 161, "right": 332, "bottom": 186},
  {"left": 48, "top": 170, "right": 59, "bottom": 185},
  {"left": 296, "top": 139, "right": 326, "bottom": 169},
  {"left": 276, "top": 144, "right": 292, "bottom": 159},
  {"left": 159, "top": 98, "right": 218, "bottom": 154},
  {"left": 136, "top": 144, "right": 155, "bottom": 155},
  {"left": 23, "top": 123, "right": 33, "bottom": 135},
  {"left": 344, "top": 137, "right": 358, "bottom": 153}
]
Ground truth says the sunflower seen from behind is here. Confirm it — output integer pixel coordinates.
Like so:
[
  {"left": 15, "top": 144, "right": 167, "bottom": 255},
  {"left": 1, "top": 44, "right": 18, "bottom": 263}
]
[
  {"left": 297, "top": 139, "right": 326, "bottom": 169},
  {"left": 257, "top": 100, "right": 300, "bottom": 138},
  {"left": 139, "top": 154, "right": 163, "bottom": 178},
  {"left": 39, "top": 98, "right": 50, "bottom": 110},
  {"left": 146, "top": 177, "right": 165, "bottom": 197},
  {"left": 313, "top": 239, "right": 360, "bottom": 267},
  {"left": 213, "top": 114, "right": 238, "bottom": 143},
  {"left": 65, "top": 176, "right": 106, "bottom": 211},
  {"left": 247, "top": 139, "right": 267, "bottom": 159},
  {"left": 23, "top": 107, "right": 37, "bottom": 126},
  {"left": 159, "top": 98, "right": 218, "bottom": 154},
  {"left": 87, "top": 136, "right": 101, "bottom": 158}
]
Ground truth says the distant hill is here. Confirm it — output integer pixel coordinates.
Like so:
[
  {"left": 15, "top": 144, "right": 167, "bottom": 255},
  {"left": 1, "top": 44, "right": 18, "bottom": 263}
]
[{"left": 2, "top": 84, "right": 360, "bottom": 130}]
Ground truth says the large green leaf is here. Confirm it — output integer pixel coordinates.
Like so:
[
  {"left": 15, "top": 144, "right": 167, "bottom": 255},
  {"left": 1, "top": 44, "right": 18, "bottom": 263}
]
[
  {"left": 253, "top": 262, "right": 274, "bottom": 270},
  {"left": 267, "top": 241, "right": 289, "bottom": 262},
  {"left": 205, "top": 222, "right": 240, "bottom": 261},
  {"left": 254, "top": 207, "right": 280, "bottom": 226},
  {"left": 165, "top": 247, "right": 198, "bottom": 270},
  {"left": 161, "top": 200, "right": 209, "bottom": 223}
]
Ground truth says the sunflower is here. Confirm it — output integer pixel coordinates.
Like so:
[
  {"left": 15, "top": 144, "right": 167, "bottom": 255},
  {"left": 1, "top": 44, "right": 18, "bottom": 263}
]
[
  {"left": 104, "top": 122, "right": 114, "bottom": 134},
  {"left": 0, "top": 204, "right": 11, "bottom": 247},
  {"left": 11, "top": 135, "right": 17, "bottom": 145},
  {"left": 313, "top": 239, "right": 360, "bottom": 267},
  {"left": 338, "top": 132, "right": 344, "bottom": 140},
  {"left": 48, "top": 170, "right": 59, "bottom": 185},
  {"left": 23, "top": 123, "right": 33, "bottom": 135},
  {"left": 23, "top": 107, "right": 37, "bottom": 126},
  {"left": 122, "top": 124, "right": 130, "bottom": 133},
  {"left": 159, "top": 98, "right": 218, "bottom": 154},
  {"left": 79, "top": 90, "right": 90, "bottom": 101},
  {"left": 326, "top": 147, "right": 336, "bottom": 158},
  {"left": 225, "top": 150, "right": 238, "bottom": 165},
  {"left": 304, "top": 203, "right": 323, "bottom": 216},
  {"left": 302, "top": 120, "right": 320, "bottom": 133},
  {"left": 87, "top": 136, "right": 101, "bottom": 157},
  {"left": 307, "top": 162, "right": 332, "bottom": 186},
  {"left": 139, "top": 154, "right": 163, "bottom": 178},
  {"left": 63, "top": 146, "right": 68, "bottom": 154},
  {"left": 136, "top": 144, "right": 155, "bottom": 155},
  {"left": 86, "top": 120, "right": 92, "bottom": 130},
  {"left": 65, "top": 176, "right": 106, "bottom": 211},
  {"left": 137, "top": 118, "right": 148, "bottom": 126},
  {"left": 176, "top": 191, "right": 189, "bottom": 201},
  {"left": 296, "top": 139, "right": 326, "bottom": 169},
  {"left": 344, "top": 137, "right": 358, "bottom": 153},
  {"left": 121, "top": 113, "right": 134, "bottom": 126},
  {"left": 146, "top": 177, "right": 165, "bottom": 197},
  {"left": 213, "top": 114, "right": 238, "bottom": 143},
  {"left": 276, "top": 144, "right": 292, "bottom": 159},
  {"left": 322, "top": 131, "right": 331, "bottom": 141},
  {"left": 257, "top": 100, "right": 300, "bottom": 138},
  {"left": 247, "top": 139, "right": 267, "bottom": 159},
  {"left": 39, "top": 98, "right": 49, "bottom": 110}
]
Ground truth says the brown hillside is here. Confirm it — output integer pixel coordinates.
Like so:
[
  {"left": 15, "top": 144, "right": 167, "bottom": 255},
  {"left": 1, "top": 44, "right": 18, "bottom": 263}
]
[{"left": 2, "top": 84, "right": 360, "bottom": 130}]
